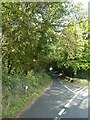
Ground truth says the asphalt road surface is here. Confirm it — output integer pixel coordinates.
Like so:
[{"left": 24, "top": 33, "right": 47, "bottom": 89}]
[{"left": 19, "top": 76, "right": 88, "bottom": 119}]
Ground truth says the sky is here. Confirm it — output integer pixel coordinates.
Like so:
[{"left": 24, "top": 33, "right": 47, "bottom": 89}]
[{"left": 73, "top": 0, "right": 89, "bottom": 10}]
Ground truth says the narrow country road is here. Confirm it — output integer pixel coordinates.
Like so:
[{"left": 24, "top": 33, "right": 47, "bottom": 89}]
[{"left": 18, "top": 76, "right": 88, "bottom": 119}]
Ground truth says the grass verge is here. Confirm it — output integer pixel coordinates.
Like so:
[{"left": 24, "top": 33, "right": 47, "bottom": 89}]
[
  {"left": 2, "top": 70, "right": 52, "bottom": 118},
  {"left": 74, "top": 78, "right": 88, "bottom": 86}
]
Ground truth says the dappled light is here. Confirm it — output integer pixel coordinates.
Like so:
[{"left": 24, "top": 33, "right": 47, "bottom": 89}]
[{"left": 1, "top": 1, "right": 89, "bottom": 119}]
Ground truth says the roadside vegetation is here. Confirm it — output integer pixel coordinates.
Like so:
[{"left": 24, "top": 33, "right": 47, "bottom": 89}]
[
  {"left": 74, "top": 78, "right": 88, "bottom": 86},
  {"left": 1, "top": 1, "right": 90, "bottom": 118},
  {"left": 2, "top": 69, "right": 52, "bottom": 118}
]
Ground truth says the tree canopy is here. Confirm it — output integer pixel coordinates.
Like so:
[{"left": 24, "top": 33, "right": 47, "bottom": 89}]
[{"left": 2, "top": 2, "right": 89, "bottom": 78}]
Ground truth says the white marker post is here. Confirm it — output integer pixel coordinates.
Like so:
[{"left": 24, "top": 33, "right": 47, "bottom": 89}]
[{"left": 25, "top": 86, "right": 28, "bottom": 92}]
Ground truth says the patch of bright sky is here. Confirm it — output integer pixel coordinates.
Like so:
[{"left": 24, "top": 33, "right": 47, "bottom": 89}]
[{"left": 73, "top": 0, "right": 89, "bottom": 10}]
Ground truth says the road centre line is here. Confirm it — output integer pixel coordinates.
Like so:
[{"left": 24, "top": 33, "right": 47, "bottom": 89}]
[
  {"left": 64, "top": 86, "right": 87, "bottom": 108},
  {"left": 74, "top": 87, "right": 83, "bottom": 92},
  {"left": 60, "top": 81, "right": 75, "bottom": 94},
  {"left": 58, "top": 108, "right": 66, "bottom": 116},
  {"left": 58, "top": 86, "right": 87, "bottom": 116},
  {"left": 53, "top": 117, "right": 59, "bottom": 120}
]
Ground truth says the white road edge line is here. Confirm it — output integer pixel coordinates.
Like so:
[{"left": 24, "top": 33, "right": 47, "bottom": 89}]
[
  {"left": 60, "top": 81, "right": 75, "bottom": 94},
  {"left": 60, "top": 81, "right": 84, "bottom": 94},
  {"left": 60, "top": 81, "right": 63, "bottom": 84}
]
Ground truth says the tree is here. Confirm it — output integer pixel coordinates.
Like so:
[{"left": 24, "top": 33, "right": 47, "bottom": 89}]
[{"left": 2, "top": 2, "right": 89, "bottom": 78}]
